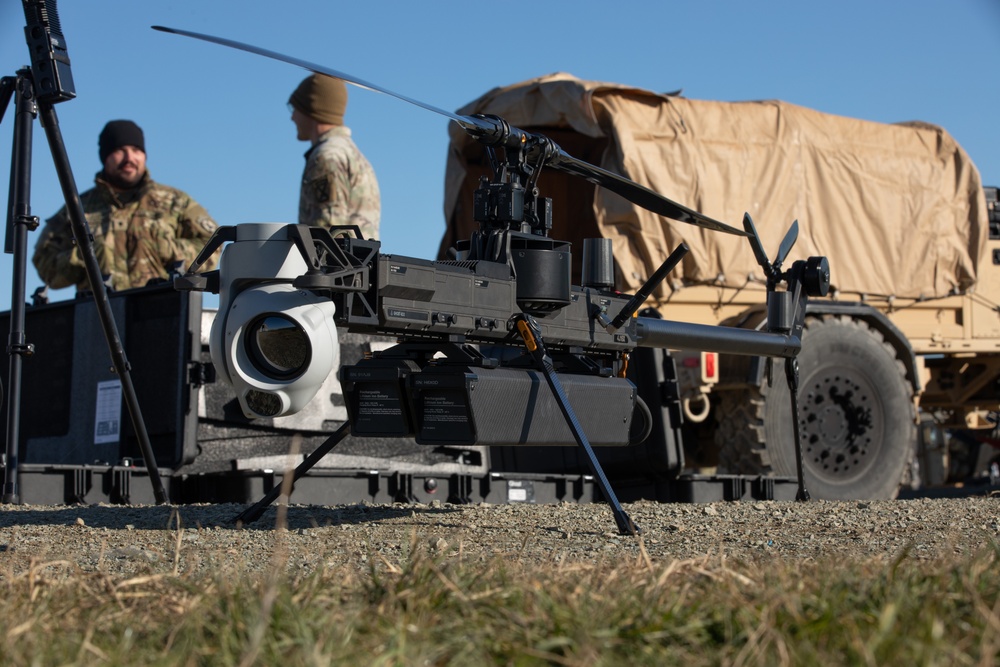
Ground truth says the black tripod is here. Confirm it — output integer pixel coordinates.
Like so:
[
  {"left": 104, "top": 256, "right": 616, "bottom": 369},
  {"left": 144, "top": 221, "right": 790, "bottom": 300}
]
[{"left": 2, "top": 2, "right": 167, "bottom": 504}]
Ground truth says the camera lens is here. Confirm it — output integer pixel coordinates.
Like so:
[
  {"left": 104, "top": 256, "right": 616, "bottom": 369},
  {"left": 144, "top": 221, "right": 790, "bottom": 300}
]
[
  {"left": 246, "top": 314, "right": 311, "bottom": 380},
  {"left": 245, "top": 390, "right": 283, "bottom": 417}
]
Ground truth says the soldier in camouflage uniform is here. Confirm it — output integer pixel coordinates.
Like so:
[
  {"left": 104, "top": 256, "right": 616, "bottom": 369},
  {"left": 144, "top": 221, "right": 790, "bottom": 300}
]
[
  {"left": 288, "top": 74, "right": 380, "bottom": 239},
  {"left": 32, "top": 120, "right": 219, "bottom": 293}
]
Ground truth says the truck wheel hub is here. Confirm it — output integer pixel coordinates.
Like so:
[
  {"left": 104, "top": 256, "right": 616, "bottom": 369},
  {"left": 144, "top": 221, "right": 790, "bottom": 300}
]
[{"left": 801, "top": 374, "right": 876, "bottom": 477}]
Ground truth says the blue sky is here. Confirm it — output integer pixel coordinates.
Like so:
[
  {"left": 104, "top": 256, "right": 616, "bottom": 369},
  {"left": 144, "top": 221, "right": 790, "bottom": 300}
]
[{"left": 1, "top": 0, "right": 998, "bottom": 310}]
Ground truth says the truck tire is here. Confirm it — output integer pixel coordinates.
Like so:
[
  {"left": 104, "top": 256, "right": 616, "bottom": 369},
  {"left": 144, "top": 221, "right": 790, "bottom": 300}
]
[{"left": 715, "top": 315, "right": 915, "bottom": 500}]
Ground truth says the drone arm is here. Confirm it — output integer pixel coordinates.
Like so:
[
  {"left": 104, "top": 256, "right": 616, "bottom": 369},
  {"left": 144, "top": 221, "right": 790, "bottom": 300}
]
[{"left": 635, "top": 316, "right": 801, "bottom": 358}]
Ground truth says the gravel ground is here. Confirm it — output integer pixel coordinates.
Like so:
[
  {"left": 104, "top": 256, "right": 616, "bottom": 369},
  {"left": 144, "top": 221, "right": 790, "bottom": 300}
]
[{"left": 1, "top": 495, "right": 999, "bottom": 578}]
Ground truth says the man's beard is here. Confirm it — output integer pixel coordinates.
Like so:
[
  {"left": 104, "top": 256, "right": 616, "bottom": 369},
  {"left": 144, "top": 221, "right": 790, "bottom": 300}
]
[{"left": 103, "top": 168, "right": 143, "bottom": 191}]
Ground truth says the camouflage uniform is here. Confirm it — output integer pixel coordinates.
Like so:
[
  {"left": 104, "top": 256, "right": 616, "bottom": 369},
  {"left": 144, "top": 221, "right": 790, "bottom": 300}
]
[
  {"left": 298, "top": 126, "right": 380, "bottom": 239},
  {"left": 32, "top": 170, "right": 218, "bottom": 292}
]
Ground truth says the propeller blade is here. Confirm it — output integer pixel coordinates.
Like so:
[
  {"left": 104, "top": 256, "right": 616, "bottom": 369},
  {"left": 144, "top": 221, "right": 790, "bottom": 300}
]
[
  {"left": 153, "top": 26, "right": 747, "bottom": 237},
  {"left": 151, "top": 26, "right": 499, "bottom": 137},
  {"left": 775, "top": 219, "right": 799, "bottom": 268},
  {"left": 549, "top": 149, "right": 747, "bottom": 236},
  {"left": 742, "top": 212, "right": 773, "bottom": 273}
]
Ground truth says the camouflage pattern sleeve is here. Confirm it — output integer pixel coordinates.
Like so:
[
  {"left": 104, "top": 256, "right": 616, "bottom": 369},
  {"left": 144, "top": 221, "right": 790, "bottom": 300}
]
[
  {"left": 130, "top": 184, "right": 220, "bottom": 280},
  {"left": 32, "top": 207, "right": 89, "bottom": 290},
  {"left": 33, "top": 177, "right": 220, "bottom": 291},
  {"left": 299, "top": 129, "right": 380, "bottom": 240},
  {"left": 173, "top": 195, "right": 220, "bottom": 272}
]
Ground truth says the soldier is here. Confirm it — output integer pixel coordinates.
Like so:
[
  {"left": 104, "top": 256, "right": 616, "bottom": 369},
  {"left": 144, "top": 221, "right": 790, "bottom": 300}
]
[
  {"left": 32, "top": 119, "right": 219, "bottom": 293},
  {"left": 288, "top": 73, "right": 380, "bottom": 239}
]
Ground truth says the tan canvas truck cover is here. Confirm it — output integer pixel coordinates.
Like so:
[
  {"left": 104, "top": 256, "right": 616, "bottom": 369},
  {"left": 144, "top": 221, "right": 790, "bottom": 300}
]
[{"left": 441, "top": 72, "right": 989, "bottom": 302}]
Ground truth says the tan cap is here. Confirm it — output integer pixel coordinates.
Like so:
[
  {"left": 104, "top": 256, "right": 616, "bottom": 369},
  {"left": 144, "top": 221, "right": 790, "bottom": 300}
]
[{"left": 289, "top": 74, "right": 347, "bottom": 125}]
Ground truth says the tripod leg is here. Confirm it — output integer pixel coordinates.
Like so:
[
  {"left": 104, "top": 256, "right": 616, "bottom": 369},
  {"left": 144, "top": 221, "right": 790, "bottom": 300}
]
[
  {"left": 784, "top": 357, "right": 810, "bottom": 502},
  {"left": 511, "top": 314, "right": 640, "bottom": 536},
  {"left": 2, "top": 73, "right": 35, "bottom": 504},
  {"left": 234, "top": 420, "right": 351, "bottom": 524},
  {"left": 34, "top": 101, "right": 168, "bottom": 505},
  {"left": 541, "top": 363, "right": 640, "bottom": 535}
]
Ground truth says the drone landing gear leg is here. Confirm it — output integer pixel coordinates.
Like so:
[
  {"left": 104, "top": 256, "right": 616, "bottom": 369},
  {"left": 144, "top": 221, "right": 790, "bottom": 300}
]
[
  {"left": 511, "top": 314, "right": 640, "bottom": 536},
  {"left": 784, "top": 357, "right": 810, "bottom": 502},
  {"left": 233, "top": 420, "right": 351, "bottom": 524}
]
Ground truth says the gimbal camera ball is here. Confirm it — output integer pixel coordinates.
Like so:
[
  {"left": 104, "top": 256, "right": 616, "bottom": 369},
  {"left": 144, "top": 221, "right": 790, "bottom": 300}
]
[{"left": 209, "top": 223, "right": 339, "bottom": 419}]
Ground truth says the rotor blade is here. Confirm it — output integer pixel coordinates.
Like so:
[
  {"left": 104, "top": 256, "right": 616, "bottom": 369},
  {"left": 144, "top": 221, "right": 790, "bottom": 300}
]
[
  {"left": 742, "top": 212, "right": 773, "bottom": 273},
  {"left": 549, "top": 149, "right": 746, "bottom": 236},
  {"left": 151, "top": 26, "right": 500, "bottom": 137},
  {"left": 153, "top": 26, "right": 747, "bottom": 237},
  {"left": 774, "top": 219, "right": 799, "bottom": 268}
]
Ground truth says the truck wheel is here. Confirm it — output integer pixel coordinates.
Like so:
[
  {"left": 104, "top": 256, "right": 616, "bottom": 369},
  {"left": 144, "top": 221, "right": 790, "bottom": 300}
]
[{"left": 715, "top": 316, "right": 915, "bottom": 500}]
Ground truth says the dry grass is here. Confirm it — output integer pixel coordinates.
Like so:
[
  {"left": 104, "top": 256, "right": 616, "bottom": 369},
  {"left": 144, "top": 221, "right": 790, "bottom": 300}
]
[{"left": 1, "top": 532, "right": 999, "bottom": 666}]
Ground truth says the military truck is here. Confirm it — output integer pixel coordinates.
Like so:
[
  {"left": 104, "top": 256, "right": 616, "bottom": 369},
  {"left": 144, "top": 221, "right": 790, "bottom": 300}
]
[{"left": 441, "top": 73, "right": 999, "bottom": 500}]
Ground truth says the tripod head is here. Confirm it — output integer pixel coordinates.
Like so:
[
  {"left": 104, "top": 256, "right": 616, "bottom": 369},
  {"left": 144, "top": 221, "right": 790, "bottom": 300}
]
[{"left": 21, "top": 0, "right": 75, "bottom": 104}]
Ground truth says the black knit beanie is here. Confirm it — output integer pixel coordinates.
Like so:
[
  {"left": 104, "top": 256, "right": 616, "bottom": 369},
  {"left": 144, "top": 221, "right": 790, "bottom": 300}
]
[{"left": 99, "top": 120, "right": 145, "bottom": 162}]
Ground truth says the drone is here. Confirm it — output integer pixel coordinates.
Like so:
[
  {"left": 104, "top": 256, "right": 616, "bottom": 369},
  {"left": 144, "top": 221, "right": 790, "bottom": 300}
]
[{"left": 156, "top": 27, "right": 830, "bottom": 535}]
